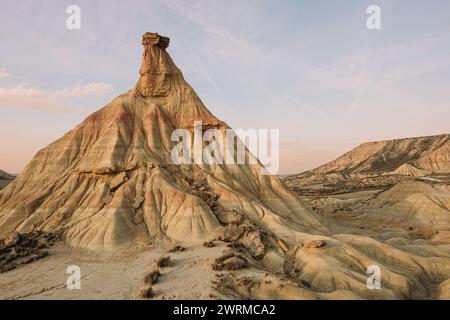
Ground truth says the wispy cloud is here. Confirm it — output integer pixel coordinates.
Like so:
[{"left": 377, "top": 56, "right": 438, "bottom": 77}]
[
  {"left": 0, "top": 84, "right": 70, "bottom": 112},
  {"left": 0, "top": 68, "right": 11, "bottom": 78},
  {"left": 160, "top": 0, "right": 268, "bottom": 61},
  {"left": 194, "top": 54, "right": 221, "bottom": 95},
  {"left": 305, "top": 31, "right": 450, "bottom": 113},
  {"left": 0, "top": 82, "right": 113, "bottom": 113},
  {"left": 58, "top": 82, "right": 113, "bottom": 98}
]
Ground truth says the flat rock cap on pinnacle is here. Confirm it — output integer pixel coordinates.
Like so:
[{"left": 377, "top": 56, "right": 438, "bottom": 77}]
[{"left": 142, "top": 32, "right": 170, "bottom": 49}]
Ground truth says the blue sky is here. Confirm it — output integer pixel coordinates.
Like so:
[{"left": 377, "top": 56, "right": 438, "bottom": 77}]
[{"left": 1, "top": 0, "right": 450, "bottom": 174}]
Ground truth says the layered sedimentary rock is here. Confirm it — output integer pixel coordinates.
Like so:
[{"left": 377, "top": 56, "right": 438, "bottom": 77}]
[
  {"left": 284, "top": 135, "right": 450, "bottom": 270},
  {"left": 303, "top": 134, "right": 448, "bottom": 176},
  {"left": 135, "top": 32, "right": 179, "bottom": 98},
  {"left": 285, "top": 134, "right": 449, "bottom": 188},
  {"left": 0, "top": 33, "right": 324, "bottom": 249},
  {"left": 1, "top": 34, "right": 450, "bottom": 300}
]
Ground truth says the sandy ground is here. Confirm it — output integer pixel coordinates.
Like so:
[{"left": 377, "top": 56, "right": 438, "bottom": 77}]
[{"left": 0, "top": 242, "right": 226, "bottom": 300}]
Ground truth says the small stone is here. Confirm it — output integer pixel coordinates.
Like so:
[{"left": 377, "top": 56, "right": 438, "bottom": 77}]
[
  {"left": 155, "top": 256, "right": 172, "bottom": 268},
  {"left": 141, "top": 286, "right": 154, "bottom": 299},
  {"left": 4, "top": 232, "right": 21, "bottom": 246},
  {"left": 302, "top": 239, "right": 327, "bottom": 249},
  {"left": 300, "top": 279, "right": 311, "bottom": 288},
  {"left": 193, "top": 181, "right": 204, "bottom": 189},
  {"left": 168, "top": 245, "right": 185, "bottom": 253},
  {"left": 200, "top": 193, "right": 211, "bottom": 201},
  {"left": 216, "top": 225, "right": 243, "bottom": 242},
  {"left": 144, "top": 270, "right": 160, "bottom": 285},
  {"left": 203, "top": 241, "right": 215, "bottom": 248},
  {"left": 238, "top": 229, "right": 265, "bottom": 259},
  {"left": 277, "top": 239, "right": 289, "bottom": 253}
]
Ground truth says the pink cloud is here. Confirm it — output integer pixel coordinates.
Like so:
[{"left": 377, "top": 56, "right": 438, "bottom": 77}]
[
  {"left": 0, "top": 68, "right": 11, "bottom": 78},
  {"left": 58, "top": 82, "right": 113, "bottom": 97},
  {"left": 0, "top": 82, "right": 113, "bottom": 113}
]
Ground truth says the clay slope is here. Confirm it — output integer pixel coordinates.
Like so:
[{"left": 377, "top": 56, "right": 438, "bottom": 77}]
[
  {"left": 279, "top": 135, "right": 450, "bottom": 299},
  {"left": 284, "top": 134, "right": 450, "bottom": 238},
  {"left": 304, "top": 180, "right": 450, "bottom": 240},
  {"left": 0, "top": 33, "right": 324, "bottom": 249},
  {"left": 285, "top": 134, "right": 449, "bottom": 187}
]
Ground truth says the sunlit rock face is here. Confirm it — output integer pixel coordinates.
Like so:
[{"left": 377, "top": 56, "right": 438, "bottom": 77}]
[{"left": 0, "top": 33, "right": 324, "bottom": 249}]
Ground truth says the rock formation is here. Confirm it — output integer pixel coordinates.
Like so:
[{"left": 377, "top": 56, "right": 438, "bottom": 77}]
[
  {"left": 1, "top": 34, "right": 450, "bottom": 300},
  {"left": 0, "top": 33, "right": 324, "bottom": 249},
  {"left": 0, "top": 170, "right": 15, "bottom": 180},
  {"left": 284, "top": 134, "right": 450, "bottom": 255},
  {"left": 285, "top": 134, "right": 449, "bottom": 187},
  {"left": 0, "top": 170, "right": 15, "bottom": 191}
]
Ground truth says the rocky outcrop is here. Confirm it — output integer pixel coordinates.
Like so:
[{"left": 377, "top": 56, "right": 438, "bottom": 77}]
[
  {"left": 0, "top": 33, "right": 325, "bottom": 249},
  {"left": 142, "top": 32, "right": 170, "bottom": 49},
  {"left": 135, "top": 32, "right": 180, "bottom": 98},
  {"left": 0, "top": 231, "right": 59, "bottom": 273}
]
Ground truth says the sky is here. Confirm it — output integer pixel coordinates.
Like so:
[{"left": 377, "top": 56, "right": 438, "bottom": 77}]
[{"left": 0, "top": 0, "right": 449, "bottom": 175}]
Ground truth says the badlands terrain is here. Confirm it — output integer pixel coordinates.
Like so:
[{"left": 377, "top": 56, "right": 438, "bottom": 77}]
[
  {"left": 284, "top": 134, "right": 450, "bottom": 241},
  {"left": 0, "top": 33, "right": 449, "bottom": 300},
  {"left": 0, "top": 170, "right": 15, "bottom": 191}
]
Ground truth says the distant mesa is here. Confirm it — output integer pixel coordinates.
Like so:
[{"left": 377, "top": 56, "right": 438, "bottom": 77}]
[
  {"left": 0, "top": 170, "right": 15, "bottom": 191},
  {"left": 135, "top": 32, "right": 182, "bottom": 98},
  {"left": 0, "top": 170, "right": 15, "bottom": 180},
  {"left": 285, "top": 133, "right": 450, "bottom": 186}
]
